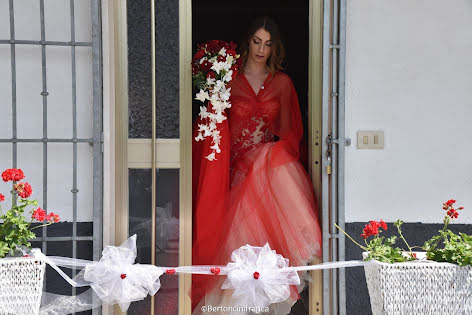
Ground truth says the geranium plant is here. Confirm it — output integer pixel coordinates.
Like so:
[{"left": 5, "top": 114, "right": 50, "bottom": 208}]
[
  {"left": 0, "top": 168, "right": 60, "bottom": 258},
  {"left": 336, "top": 199, "right": 469, "bottom": 265}
]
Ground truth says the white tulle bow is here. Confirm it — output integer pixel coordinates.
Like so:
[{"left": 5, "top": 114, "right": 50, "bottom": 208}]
[
  {"left": 221, "top": 243, "right": 301, "bottom": 308},
  {"left": 25, "top": 235, "right": 367, "bottom": 314},
  {"left": 82, "top": 234, "right": 164, "bottom": 311}
]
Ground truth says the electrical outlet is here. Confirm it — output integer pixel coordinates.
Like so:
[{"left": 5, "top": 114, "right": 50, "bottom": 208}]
[{"left": 357, "top": 131, "right": 384, "bottom": 149}]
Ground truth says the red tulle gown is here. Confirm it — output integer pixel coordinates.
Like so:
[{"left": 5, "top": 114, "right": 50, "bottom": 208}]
[{"left": 191, "top": 71, "right": 322, "bottom": 314}]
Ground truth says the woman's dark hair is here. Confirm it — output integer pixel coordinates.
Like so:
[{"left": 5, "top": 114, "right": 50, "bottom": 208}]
[{"left": 239, "top": 16, "right": 285, "bottom": 75}]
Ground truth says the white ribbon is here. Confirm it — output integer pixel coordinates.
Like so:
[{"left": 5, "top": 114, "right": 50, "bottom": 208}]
[{"left": 22, "top": 236, "right": 369, "bottom": 313}]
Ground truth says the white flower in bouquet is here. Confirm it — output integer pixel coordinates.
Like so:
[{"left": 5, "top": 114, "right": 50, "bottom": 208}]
[
  {"left": 192, "top": 40, "right": 241, "bottom": 160},
  {"left": 223, "top": 70, "right": 233, "bottom": 83},
  {"left": 195, "top": 90, "right": 209, "bottom": 103}
]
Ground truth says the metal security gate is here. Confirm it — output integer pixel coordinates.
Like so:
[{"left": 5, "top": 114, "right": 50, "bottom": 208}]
[
  {"left": 321, "top": 0, "right": 348, "bottom": 314},
  {"left": 0, "top": 0, "right": 103, "bottom": 311}
]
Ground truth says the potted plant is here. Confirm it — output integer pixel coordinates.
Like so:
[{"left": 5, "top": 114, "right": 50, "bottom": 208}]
[
  {"left": 0, "top": 168, "right": 60, "bottom": 315},
  {"left": 337, "top": 199, "right": 472, "bottom": 315}
]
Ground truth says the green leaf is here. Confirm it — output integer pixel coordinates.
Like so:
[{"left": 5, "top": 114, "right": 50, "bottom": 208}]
[{"left": 0, "top": 241, "right": 9, "bottom": 258}]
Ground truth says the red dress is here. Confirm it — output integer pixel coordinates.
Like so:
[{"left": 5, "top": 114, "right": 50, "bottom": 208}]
[{"left": 191, "top": 72, "right": 322, "bottom": 314}]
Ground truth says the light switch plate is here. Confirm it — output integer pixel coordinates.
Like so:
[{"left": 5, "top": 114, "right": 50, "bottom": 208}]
[{"left": 357, "top": 131, "right": 384, "bottom": 149}]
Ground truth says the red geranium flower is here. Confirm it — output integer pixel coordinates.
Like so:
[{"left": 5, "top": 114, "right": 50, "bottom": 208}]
[
  {"left": 361, "top": 220, "right": 386, "bottom": 239},
  {"left": 380, "top": 219, "right": 387, "bottom": 230},
  {"left": 446, "top": 199, "right": 456, "bottom": 206},
  {"left": 46, "top": 212, "right": 60, "bottom": 223},
  {"left": 14, "top": 182, "right": 32, "bottom": 199},
  {"left": 447, "top": 209, "right": 459, "bottom": 219},
  {"left": 2, "top": 168, "right": 25, "bottom": 182},
  {"left": 32, "top": 207, "right": 47, "bottom": 222},
  {"left": 0, "top": 193, "right": 4, "bottom": 202}
]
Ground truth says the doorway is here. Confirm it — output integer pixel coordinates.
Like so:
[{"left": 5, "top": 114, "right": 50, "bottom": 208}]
[
  {"left": 191, "top": 1, "right": 322, "bottom": 314},
  {"left": 113, "top": 0, "right": 325, "bottom": 313}
]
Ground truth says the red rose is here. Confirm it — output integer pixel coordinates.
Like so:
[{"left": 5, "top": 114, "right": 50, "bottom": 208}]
[
  {"left": 227, "top": 49, "right": 237, "bottom": 57},
  {"left": 33, "top": 207, "right": 46, "bottom": 222},
  {"left": 217, "top": 55, "right": 225, "bottom": 62},
  {"left": 206, "top": 40, "right": 219, "bottom": 53},
  {"left": 14, "top": 182, "right": 32, "bottom": 198},
  {"left": 2, "top": 168, "right": 25, "bottom": 182},
  {"left": 193, "top": 49, "right": 205, "bottom": 61},
  {"left": 0, "top": 193, "right": 4, "bottom": 202},
  {"left": 206, "top": 71, "right": 216, "bottom": 79},
  {"left": 202, "top": 60, "right": 212, "bottom": 72}
]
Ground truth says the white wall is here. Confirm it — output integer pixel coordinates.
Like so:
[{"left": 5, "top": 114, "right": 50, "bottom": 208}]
[
  {"left": 0, "top": 0, "right": 94, "bottom": 222},
  {"left": 345, "top": 0, "right": 472, "bottom": 223}
]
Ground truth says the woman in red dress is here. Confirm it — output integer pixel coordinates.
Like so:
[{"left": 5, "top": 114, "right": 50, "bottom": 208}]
[{"left": 192, "top": 17, "right": 322, "bottom": 314}]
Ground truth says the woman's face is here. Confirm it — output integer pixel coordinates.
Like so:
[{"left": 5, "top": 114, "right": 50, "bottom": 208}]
[{"left": 248, "top": 28, "right": 272, "bottom": 65}]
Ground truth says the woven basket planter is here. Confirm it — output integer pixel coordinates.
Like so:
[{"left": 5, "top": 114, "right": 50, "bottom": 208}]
[
  {"left": 364, "top": 253, "right": 472, "bottom": 315},
  {"left": 0, "top": 257, "right": 46, "bottom": 315}
]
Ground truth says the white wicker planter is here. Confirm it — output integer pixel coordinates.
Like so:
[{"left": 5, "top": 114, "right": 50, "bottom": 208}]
[
  {"left": 364, "top": 252, "right": 472, "bottom": 315},
  {"left": 0, "top": 257, "right": 46, "bottom": 315}
]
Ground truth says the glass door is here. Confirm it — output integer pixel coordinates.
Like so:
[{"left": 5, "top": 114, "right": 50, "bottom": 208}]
[{"left": 114, "top": 0, "right": 192, "bottom": 314}]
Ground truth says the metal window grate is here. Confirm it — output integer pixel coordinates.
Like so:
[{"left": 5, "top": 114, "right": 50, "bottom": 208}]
[{"left": 1, "top": 0, "right": 102, "bottom": 312}]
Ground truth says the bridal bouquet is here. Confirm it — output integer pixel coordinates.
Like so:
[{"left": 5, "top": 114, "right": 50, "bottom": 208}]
[
  {"left": 192, "top": 40, "right": 241, "bottom": 161},
  {"left": 0, "top": 168, "right": 60, "bottom": 258},
  {"left": 336, "top": 199, "right": 471, "bottom": 265}
]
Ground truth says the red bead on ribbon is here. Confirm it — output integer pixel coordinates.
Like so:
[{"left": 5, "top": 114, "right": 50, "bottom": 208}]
[
  {"left": 210, "top": 267, "right": 220, "bottom": 275},
  {"left": 120, "top": 274, "right": 126, "bottom": 279},
  {"left": 166, "top": 269, "right": 176, "bottom": 275},
  {"left": 253, "top": 271, "right": 260, "bottom": 280}
]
